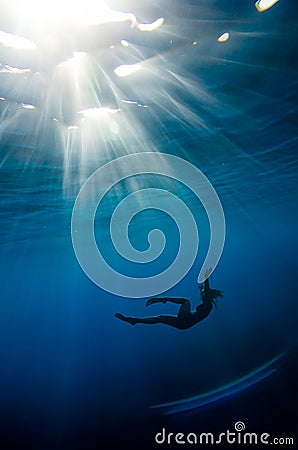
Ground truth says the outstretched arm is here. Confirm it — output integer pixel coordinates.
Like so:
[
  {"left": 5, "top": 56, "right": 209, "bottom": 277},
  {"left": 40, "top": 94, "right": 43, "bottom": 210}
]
[
  {"left": 204, "top": 278, "right": 210, "bottom": 290},
  {"left": 204, "top": 267, "right": 212, "bottom": 291}
]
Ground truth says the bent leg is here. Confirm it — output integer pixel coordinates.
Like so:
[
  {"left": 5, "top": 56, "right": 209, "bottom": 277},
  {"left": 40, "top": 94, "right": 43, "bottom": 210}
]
[
  {"left": 146, "top": 297, "right": 192, "bottom": 319},
  {"left": 146, "top": 297, "right": 169, "bottom": 307},
  {"left": 177, "top": 299, "right": 191, "bottom": 318},
  {"left": 146, "top": 297, "right": 189, "bottom": 307}
]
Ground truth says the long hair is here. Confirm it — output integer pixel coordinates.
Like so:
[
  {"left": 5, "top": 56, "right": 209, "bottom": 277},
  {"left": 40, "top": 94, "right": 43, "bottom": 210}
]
[
  {"left": 210, "top": 289, "right": 224, "bottom": 308},
  {"left": 200, "top": 286, "right": 224, "bottom": 308}
]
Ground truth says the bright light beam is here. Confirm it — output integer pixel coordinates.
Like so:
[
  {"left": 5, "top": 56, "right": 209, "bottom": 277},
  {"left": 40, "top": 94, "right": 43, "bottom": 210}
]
[
  {"left": 0, "top": 30, "right": 36, "bottom": 50},
  {"left": 11, "top": 0, "right": 138, "bottom": 28}
]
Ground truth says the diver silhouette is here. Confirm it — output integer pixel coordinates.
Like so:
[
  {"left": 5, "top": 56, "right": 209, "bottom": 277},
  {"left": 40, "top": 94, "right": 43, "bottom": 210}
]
[{"left": 115, "top": 268, "right": 223, "bottom": 330}]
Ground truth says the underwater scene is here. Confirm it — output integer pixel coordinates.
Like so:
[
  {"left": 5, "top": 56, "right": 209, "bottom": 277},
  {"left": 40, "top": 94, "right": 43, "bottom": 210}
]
[{"left": 0, "top": 0, "right": 297, "bottom": 449}]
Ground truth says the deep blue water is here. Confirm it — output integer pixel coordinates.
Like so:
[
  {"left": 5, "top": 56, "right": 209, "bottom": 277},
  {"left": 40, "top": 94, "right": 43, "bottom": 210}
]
[{"left": 0, "top": 1, "right": 298, "bottom": 449}]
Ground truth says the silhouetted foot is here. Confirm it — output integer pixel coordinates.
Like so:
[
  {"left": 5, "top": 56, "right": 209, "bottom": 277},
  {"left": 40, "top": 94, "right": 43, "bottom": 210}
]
[
  {"left": 115, "top": 313, "right": 137, "bottom": 325},
  {"left": 146, "top": 298, "right": 167, "bottom": 307}
]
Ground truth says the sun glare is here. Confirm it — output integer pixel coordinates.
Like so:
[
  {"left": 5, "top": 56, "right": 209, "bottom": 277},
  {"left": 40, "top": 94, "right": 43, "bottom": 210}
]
[
  {"left": 217, "top": 32, "right": 230, "bottom": 43},
  {"left": 11, "top": 0, "right": 137, "bottom": 28},
  {"left": 137, "top": 18, "right": 165, "bottom": 32},
  {"left": 78, "top": 107, "right": 120, "bottom": 119},
  {"left": 255, "top": 0, "right": 279, "bottom": 12},
  {"left": 0, "top": 30, "right": 36, "bottom": 50},
  {"left": 114, "top": 63, "right": 142, "bottom": 77}
]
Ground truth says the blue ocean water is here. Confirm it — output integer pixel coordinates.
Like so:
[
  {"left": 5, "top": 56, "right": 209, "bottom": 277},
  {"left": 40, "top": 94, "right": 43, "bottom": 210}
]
[{"left": 0, "top": 1, "right": 297, "bottom": 449}]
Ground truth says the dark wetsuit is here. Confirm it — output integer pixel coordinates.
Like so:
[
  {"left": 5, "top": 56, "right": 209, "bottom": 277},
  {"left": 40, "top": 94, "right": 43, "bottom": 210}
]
[{"left": 115, "top": 277, "right": 219, "bottom": 330}]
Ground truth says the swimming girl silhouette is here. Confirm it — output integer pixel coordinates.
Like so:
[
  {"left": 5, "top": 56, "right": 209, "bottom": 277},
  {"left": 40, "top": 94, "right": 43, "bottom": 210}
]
[{"left": 115, "top": 268, "right": 223, "bottom": 330}]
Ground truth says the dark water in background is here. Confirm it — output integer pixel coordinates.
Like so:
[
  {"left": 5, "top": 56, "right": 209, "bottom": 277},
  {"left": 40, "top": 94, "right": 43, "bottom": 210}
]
[{"left": 0, "top": 1, "right": 298, "bottom": 449}]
